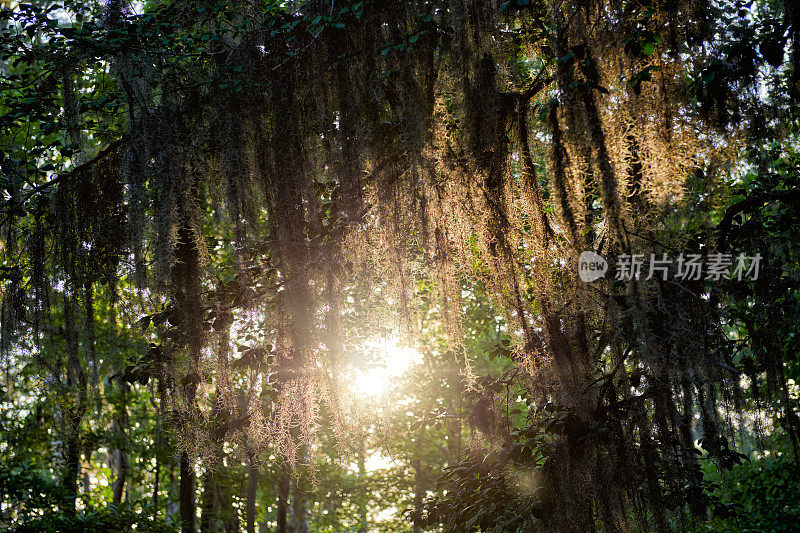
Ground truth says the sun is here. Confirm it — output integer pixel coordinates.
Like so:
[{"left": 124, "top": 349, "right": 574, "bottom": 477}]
[
  {"left": 352, "top": 337, "right": 423, "bottom": 399},
  {"left": 354, "top": 370, "right": 389, "bottom": 398}
]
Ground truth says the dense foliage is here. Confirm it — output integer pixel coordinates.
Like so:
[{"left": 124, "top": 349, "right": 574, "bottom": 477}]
[{"left": 1, "top": 0, "right": 799, "bottom": 531}]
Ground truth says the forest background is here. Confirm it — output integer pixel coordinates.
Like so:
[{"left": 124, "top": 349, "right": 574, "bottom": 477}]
[{"left": 1, "top": 0, "right": 800, "bottom": 531}]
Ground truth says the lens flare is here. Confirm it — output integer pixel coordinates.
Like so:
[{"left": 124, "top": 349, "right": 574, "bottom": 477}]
[{"left": 353, "top": 338, "right": 423, "bottom": 399}]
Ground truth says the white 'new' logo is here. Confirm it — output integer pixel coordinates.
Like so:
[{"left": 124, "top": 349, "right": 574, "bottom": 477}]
[{"left": 578, "top": 251, "right": 608, "bottom": 282}]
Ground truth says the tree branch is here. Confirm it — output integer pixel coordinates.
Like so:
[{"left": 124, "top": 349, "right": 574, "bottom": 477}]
[{"left": 15, "top": 135, "right": 128, "bottom": 207}]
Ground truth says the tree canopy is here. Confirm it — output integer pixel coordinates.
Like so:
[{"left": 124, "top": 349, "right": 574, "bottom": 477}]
[{"left": 1, "top": 0, "right": 800, "bottom": 531}]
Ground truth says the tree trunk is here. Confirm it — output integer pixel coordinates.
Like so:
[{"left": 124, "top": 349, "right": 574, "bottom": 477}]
[
  {"left": 64, "top": 418, "right": 81, "bottom": 515},
  {"left": 174, "top": 186, "right": 203, "bottom": 533},
  {"left": 246, "top": 448, "right": 258, "bottom": 533},
  {"left": 106, "top": 301, "right": 129, "bottom": 507},
  {"left": 167, "top": 461, "right": 179, "bottom": 522},
  {"left": 200, "top": 460, "right": 235, "bottom": 533},
  {"left": 357, "top": 442, "right": 368, "bottom": 533},
  {"left": 289, "top": 475, "right": 310, "bottom": 533},
  {"left": 179, "top": 450, "right": 196, "bottom": 533},
  {"left": 62, "top": 290, "right": 86, "bottom": 516},
  {"left": 110, "top": 384, "right": 129, "bottom": 505},
  {"left": 111, "top": 442, "right": 128, "bottom": 505},
  {"left": 277, "top": 468, "right": 290, "bottom": 533},
  {"left": 411, "top": 458, "right": 424, "bottom": 533},
  {"left": 153, "top": 451, "right": 159, "bottom": 515}
]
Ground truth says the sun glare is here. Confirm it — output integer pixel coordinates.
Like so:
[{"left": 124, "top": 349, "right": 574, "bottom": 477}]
[{"left": 352, "top": 337, "right": 423, "bottom": 399}]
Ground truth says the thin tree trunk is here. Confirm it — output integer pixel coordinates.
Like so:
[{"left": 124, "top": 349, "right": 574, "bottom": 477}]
[
  {"left": 110, "top": 382, "right": 129, "bottom": 505},
  {"left": 357, "top": 441, "right": 368, "bottom": 533},
  {"left": 153, "top": 452, "right": 159, "bottom": 514},
  {"left": 246, "top": 448, "right": 258, "bottom": 533},
  {"left": 111, "top": 441, "right": 128, "bottom": 505},
  {"left": 64, "top": 419, "right": 81, "bottom": 515},
  {"left": 289, "top": 475, "right": 309, "bottom": 533},
  {"left": 62, "top": 289, "right": 86, "bottom": 516},
  {"left": 106, "top": 300, "right": 129, "bottom": 507},
  {"left": 277, "top": 468, "right": 290, "bottom": 533},
  {"left": 167, "top": 461, "right": 179, "bottom": 522},
  {"left": 201, "top": 455, "right": 233, "bottom": 533},
  {"left": 288, "top": 444, "right": 310, "bottom": 533},
  {"left": 200, "top": 468, "right": 215, "bottom": 532},
  {"left": 179, "top": 450, "right": 196, "bottom": 533},
  {"left": 411, "top": 458, "right": 423, "bottom": 533},
  {"left": 174, "top": 175, "right": 203, "bottom": 533}
]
